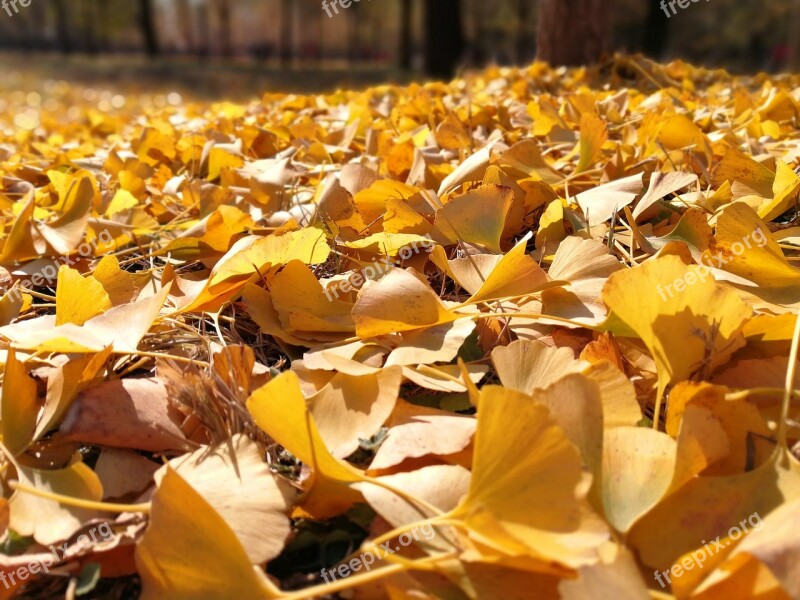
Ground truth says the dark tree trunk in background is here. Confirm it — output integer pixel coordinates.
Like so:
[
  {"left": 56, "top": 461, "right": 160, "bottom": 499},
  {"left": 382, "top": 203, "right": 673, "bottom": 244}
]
[
  {"left": 643, "top": 0, "right": 669, "bottom": 58},
  {"left": 197, "top": 4, "right": 210, "bottom": 56},
  {"left": 217, "top": 0, "right": 232, "bottom": 57},
  {"left": 52, "top": 0, "right": 71, "bottom": 54},
  {"left": 177, "top": 0, "right": 196, "bottom": 54},
  {"left": 516, "top": 0, "right": 532, "bottom": 64},
  {"left": 310, "top": 2, "right": 323, "bottom": 63},
  {"left": 399, "top": 0, "right": 413, "bottom": 69},
  {"left": 424, "top": 0, "right": 464, "bottom": 78},
  {"left": 537, "top": 0, "right": 611, "bottom": 66},
  {"left": 82, "top": 0, "right": 97, "bottom": 54},
  {"left": 789, "top": 0, "right": 800, "bottom": 69},
  {"left": 138, "top": 0, "right": 159, "bottom": 57},
  {"left": 350, "top": 2, "right": 362, "bottom": 62},
  {"left": 97, "top": 0, "right": 110, "bottom": 52},
  {"left": 279, "top": 0, "right": 293, "bottom": 65}
]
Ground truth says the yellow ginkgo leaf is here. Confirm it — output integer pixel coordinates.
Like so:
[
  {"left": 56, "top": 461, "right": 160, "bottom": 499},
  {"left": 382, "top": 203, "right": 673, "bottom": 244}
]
[
  {"left": 385, "top": 317, "right": 477, "bottom": 367},
  {"left": 666, "top": 382, "right": 772, "bottom": 475},
  {"left": 433, "top": 185, "right": 513, "bottom": 253},
  {"left": 180, "top": 227, "right": 330, "bottom": 314},
  {"left": 269, "top": 261, "right": 355, "bottom": 336},
  {"left": 9, "top": 461, "right": 104, "bottom": 546},
  {"left": 758, "top": 160, "right": 800, "bottom": 223},
  {"left": 308, "top": 366, "right": 402, "bottom": 458},
  {"left": 0, "top": 284, "right": 25, "bottom": 326},
  {"left": 499, "top": 139, "right": 561, "bottom": 185},
  {"left": 357, "top": 464, "right": 469, "bottom": 552},
  {"left": 246, "top": 371, "right": 365, "bottom": 518},
  {"left": 601, "top": 255, "right": 751, "bottom": 424},
  {"left": 1, "top": 349, "right": 38, "bottom": 456},
  {"left": 0, "top": 283, "right": 170, "bottom": 354},
  {"left": 448, "top": 385, "right": 608, "bottom": 568},
  {"left": 156, "top": 435, "right": 295, "bottom": 565},
  {"left": 632, "top": 171, "right": 698, "bottom": 222},
  {"left": 543, "top": 235, "right": 622, "bottom": 326},
  {"left": 92, "top": 254, "right": 149, "bottom": 305},
  {"left": 34, "top": 347, "right": 113, "bottom": 440},
  {"left": 343, "top": 232, "right": 434, "bottom": 257},
  {"left": 576, "top": 173, "right": 643, "bottom": 228},
  {"left": 712, "top": 146, "right": 774, "bottom": 197},
  {"left": 602, "top": 405, "right": 728, "bottom": 534},
  {"left": 136, "top": 468, "right": 277, "bottom": 600},
  {"left": 492, "top": 339, "right": 585, "bottom": 394},
  {"left": 601, "top": 427, "right": 678, "bottom": 533},
  {"left": 531, "top": 374, "right": 604, "bottom": 477},
  {"left": 352, "top": 268, "right": 459, "bottom": 338},
  {"left": 435, "top": 112, "right": 472, "bottom": 151},
  {"left": 558, "top": 543, "right": 651, "bottom": 600},
  {"left": 443, "top": 233, "right": 553, "bottom": 304},
  {"left": 628, "top": 449, "right": 800, "bottom": 572},
  {"left": 163, "top": 205, "right": 257, "bottom": 262},
  {"left": 55, "top": 266, "right": 112, "bottom": 326},
  {"left": 536, "top": 198, "right": 567, "bottom": 261},
  {"left": 368, "top": 401, "right": 476, "bottom": 473},
  {"left": 212, "top": 227, "right": 330, "bottom": 290},
  {"left": 714, "top": 202, "right": 800, "bottom": 290},
  {"left": 383, "top": 196, "right": 433, "bottom": 235},
  {"left": 207, "top": 147, "right": 244, "bottom": 181},
  {"left": 657, "top": 114, "right": 710, "bottom": 156},
  {"left": 240, "top": 283, "right": 308, "bottom": 346},
  {"left": 686, "top": 495, "right": 800, "bottom": 599},
  {"left": 575, "top": 112, "right": 608, "bottom": 174},
  {"left": 38, "top": 171, "right": 97, "bottom": 255}
]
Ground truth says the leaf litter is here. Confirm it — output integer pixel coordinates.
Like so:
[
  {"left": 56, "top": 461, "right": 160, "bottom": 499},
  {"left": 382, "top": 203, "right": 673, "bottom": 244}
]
[{"left": 1, "top": 56, "right": 800, "bottom": 598}]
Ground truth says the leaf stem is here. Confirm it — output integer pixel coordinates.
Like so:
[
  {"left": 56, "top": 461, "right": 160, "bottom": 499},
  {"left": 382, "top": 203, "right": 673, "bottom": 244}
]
[
  {"left": 779, "top": 314, "right": 800, "bottom": 449},
  {"left": 9, "top": 482, "right": 151, "bottom": 514},
  {"left": 459, "top": 311, "right": 601, "bottom": 331}
]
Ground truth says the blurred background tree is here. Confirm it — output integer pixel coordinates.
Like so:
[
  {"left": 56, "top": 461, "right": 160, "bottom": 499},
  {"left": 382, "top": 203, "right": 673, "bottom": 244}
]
[
  {"left": 0, "top": 0, "right": 797, "bottom": 96},
  {"left": 537, "top": 0, "right": 611, "bottom": 66}
]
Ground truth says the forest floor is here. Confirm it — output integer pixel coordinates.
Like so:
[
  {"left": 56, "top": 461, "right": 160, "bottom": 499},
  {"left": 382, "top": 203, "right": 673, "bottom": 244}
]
[{"left": 0, "top": 54, "right": 799, "bottom": 599}]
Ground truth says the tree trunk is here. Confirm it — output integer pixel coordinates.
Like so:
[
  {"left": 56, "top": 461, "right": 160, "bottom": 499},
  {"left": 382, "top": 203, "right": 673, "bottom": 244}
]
[
  {"left": 197, "top": 4, "right": 210, "bottom": 57},
  {"left": 279, "top": 0, "right": 293, "bottom": 65},
  {"left": 82, "top": 0, "right": 97, "bottom": 54},
  {"left": 398, "top": 0, "right": 412, "bottom": 69},
  {"left": 643, "top": 0, "right": 669, "bottom": 58},
  {"left": 138, "top": 0, "right": 159, "bottom": 57},
  {"left": 536, "top": 0, "right": 611, "bottom": 66},
  {"left": 789, "top": 0, "right": 800, "bottom": 70},
  {"left": 176, "top": 0, "right": 196, "bottom": 54},
  {"left": 516, "top": 0, "right": 532, "bottom": 64},
  {"left": 97, "top": 0, "right": 110, "bottom": 52},
  {"left": 52, "top": 0, "right": 71, "bottom": 54},
  {"left": 307, "top": 1, "right": 323, "bottom": 63},
  {"left": 350, "top": 1, "right": 362, "bottom": 62},
  {"left": 424, "top": 0, "right": 464, "bottom": 78},
  {"left": 216, "top": 0, "right": 232, "bottom": 57}
]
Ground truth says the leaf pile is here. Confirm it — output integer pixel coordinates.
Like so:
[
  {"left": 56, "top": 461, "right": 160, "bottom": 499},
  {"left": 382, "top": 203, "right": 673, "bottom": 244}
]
[{"left": 1, "top": 56, "right": 800, "bottom": 598}]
